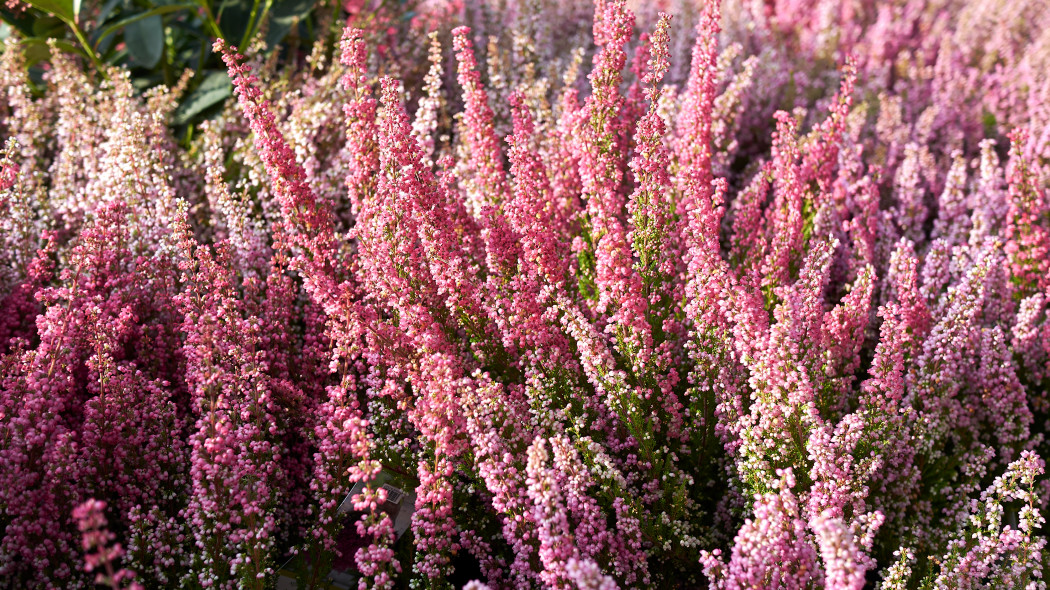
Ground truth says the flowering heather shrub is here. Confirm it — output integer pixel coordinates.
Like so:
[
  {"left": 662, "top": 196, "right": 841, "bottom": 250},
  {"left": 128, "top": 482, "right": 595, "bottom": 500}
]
[{"left": 2, "top": 0, "right": 1050, "bottom": 588}]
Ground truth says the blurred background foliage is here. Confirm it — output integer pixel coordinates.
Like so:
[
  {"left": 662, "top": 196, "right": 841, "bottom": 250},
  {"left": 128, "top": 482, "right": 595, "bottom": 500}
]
[{"left": 0, "top": 0, "right": 413, "bottom": 135}]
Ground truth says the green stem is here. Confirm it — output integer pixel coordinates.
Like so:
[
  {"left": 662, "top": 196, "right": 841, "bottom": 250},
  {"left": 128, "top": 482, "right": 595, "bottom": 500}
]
[
  {"left": 67, "top": 20, "right": 105, "bottom": 76},
  {"left": 196, "top": 0, "right": 223, "bottom": 39},
  {"left": 239, "top": 0, "right": 272, "bottom": 50},
  {"left": 241, "top": 0, "right": 261, "bottom": 48},
  {"left": 162, "top": 30, "right": 173, "bottom": 86}
]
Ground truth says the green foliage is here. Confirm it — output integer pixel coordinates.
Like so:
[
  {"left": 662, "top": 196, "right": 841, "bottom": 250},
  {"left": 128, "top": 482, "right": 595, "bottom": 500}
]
[
  {"left": 171, "top": 68, "right": 230, "bottom": 124},
  {"left": 0, "top": 0, "right": 330, "bottom": 128}
]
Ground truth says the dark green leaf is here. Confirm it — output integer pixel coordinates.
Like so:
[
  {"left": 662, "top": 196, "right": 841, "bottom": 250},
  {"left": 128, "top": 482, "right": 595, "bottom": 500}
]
[
  {"left": 31, "top": 13, "right": 64, "bottom": 36},
  {"left": 171, "top": 70, "right": 230, "bottom": 125},
  {"left": 264, "top": 0, "right": 312, "bottom": 50},
  {"left": 18, "top": 36, "right": 82, "bottom": 66},
  {"left": 22, "top": 0, "right": 74, "bottom": 22},
  {"left": 270, "top": 0, "right": 311, "bottom": 19},
  {"left": 94, "top": 0, "right": 125, "bottom": 29},
  {"left": 21, "top": 38, "right": 53, "bottom": 65},
  {"left": 131, "top": 71, "right": 163, "bottom": 90},
  {"left": 94, "top": 3, "right": 194, "bottom": 50},
  {"left": 125, "top": 13, "right": 163, "bottom": 68},
  {"left": 0, "top": 5, "right": 37, "bottom": 37},
  {"left": 216, "top": 1, "right": 252, "bottom": 49}
]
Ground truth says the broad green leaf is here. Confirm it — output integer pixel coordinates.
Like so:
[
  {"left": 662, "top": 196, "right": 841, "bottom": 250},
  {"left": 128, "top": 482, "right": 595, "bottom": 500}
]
[
  {"left": 264, "top": 0, "right": 312, "bottom": 48},
  {"left": 25, "top": 3, "right": 103, "bottom": 72},
  {"left": 94, "top": 0, "right": 122, "bottom": 26},
  {"left": 171, "top": 70, "right": 231, "bottom": 125},
  {"left": 125, "top": 13, "right": 163, "bottom": 68},
  {"left": 264, "top": 16, "right": 294, "bottom": 48},
  {"left": 94, "top": 3, "right": 195, "bottom": 50},
  {"left": 0, "top": 6, "right": 37, "bottom": 37},
  {"left": 31, "top": 13, "right": 63, "bottom": 36},
  {"left": 18, "top": 36, "right": 81, "bottom": 66},
  {"left": 271, "top": 0, "right": 312, "bottom": 19},
  {"left": 22, "top": 39, "right": 51, "bottom": 65},
  {"left": 216, "top": 0, "right": 252, "bottom": 47},
  {"left": 22, "top": 0, "right": 74, "bottom": 22}
]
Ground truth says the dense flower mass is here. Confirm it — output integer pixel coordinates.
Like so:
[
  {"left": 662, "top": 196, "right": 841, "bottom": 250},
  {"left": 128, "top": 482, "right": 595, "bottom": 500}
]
[{"left": 2, "top": 0, "right": 1050, "bottom": 588}]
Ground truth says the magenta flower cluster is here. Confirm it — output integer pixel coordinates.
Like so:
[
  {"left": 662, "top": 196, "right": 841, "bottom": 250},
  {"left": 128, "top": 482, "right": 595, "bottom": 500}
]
[{"left": 2, "top": 0, "right": 1050, "bottom": 588}]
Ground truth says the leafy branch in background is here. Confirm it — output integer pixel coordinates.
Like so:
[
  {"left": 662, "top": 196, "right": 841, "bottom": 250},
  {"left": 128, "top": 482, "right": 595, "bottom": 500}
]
[{"left": 0, "top": 0, "right": 323, "bottom": 131}]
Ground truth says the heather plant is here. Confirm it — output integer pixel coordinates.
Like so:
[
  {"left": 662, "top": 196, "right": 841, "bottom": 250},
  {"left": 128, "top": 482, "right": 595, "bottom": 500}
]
[
  {"left": 1, "top": 0, "right": 1050, "bottom": 588},
  {"left": 74, "top": 499, "right": 144, "bottom": 590}
]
